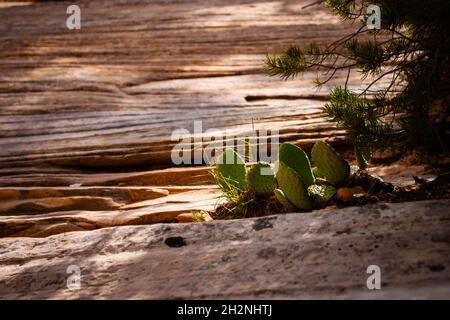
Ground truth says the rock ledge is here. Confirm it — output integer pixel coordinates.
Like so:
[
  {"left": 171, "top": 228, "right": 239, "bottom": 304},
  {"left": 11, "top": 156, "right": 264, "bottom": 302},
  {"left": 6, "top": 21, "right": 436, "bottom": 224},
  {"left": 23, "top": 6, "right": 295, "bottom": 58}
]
[{"left": 0, "top": 200, "right": 449, "bottom": 299}]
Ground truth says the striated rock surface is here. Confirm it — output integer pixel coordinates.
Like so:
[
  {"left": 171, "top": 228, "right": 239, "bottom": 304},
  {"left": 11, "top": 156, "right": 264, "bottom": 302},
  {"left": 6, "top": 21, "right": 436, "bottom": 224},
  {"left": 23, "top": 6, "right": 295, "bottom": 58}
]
[
  {"left": 0, "top": 0, "right": 389, "bottom": 172},
  {"left": 0, "top": 200, "right": 449, "bottom": 299},
  {"left": 0, "top": 163, "right": 432, "bottom": 238},
  {"left": 0, "top": 185, "right": 221, "bottom": 238}
]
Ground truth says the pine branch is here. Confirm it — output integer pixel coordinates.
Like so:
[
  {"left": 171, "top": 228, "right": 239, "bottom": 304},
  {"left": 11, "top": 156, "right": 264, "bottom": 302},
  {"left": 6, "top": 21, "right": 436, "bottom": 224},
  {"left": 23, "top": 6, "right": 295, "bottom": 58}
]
[{"left": 264, "top": 0, "right": 450, "bottom": 154}]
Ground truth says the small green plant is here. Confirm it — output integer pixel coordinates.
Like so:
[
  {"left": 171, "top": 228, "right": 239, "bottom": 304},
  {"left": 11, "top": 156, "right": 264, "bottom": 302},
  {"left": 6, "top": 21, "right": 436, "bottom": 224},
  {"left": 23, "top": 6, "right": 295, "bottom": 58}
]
[
  {"left": 212, "top": 141, "right": 361, "bottom": 216},
  {"left": 212, "top": 149, "right": 273, "bottom": 218},
  {"left": 211, "top": 162, "right": 253, "bottom": 218},
  {"left": 214, "top": 149, "right": 277, "bottom": 197}
]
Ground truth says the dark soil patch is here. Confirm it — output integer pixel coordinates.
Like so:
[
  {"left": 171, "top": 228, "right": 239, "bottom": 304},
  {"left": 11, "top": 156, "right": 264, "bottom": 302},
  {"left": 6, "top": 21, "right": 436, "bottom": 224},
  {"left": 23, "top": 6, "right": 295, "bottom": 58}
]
[{"left": 212, "top": 192, "right": 286, "bottom": 220}]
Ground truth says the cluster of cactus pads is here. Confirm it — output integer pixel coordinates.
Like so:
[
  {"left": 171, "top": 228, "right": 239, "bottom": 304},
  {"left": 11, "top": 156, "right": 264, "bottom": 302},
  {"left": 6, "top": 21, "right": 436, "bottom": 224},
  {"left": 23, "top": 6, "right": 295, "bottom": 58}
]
[{"left": 215, "top": 140, "right": 357, "bottom": 212}]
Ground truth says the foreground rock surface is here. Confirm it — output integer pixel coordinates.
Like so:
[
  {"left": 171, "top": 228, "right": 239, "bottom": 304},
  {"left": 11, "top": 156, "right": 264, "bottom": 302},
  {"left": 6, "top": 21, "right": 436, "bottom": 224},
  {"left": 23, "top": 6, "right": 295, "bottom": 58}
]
[
  {"left": 0, "top": 200, "right": 449, "bottom": 299},
  {"left": 0, "top": 0, "right": 389, "bottom": 171}
]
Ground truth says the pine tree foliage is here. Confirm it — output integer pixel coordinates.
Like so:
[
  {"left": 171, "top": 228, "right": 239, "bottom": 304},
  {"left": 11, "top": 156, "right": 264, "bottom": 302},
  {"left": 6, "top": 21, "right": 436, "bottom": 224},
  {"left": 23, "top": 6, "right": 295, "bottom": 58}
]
[{"left": 264, "top": 0, "right": 450, "bottom": 157}]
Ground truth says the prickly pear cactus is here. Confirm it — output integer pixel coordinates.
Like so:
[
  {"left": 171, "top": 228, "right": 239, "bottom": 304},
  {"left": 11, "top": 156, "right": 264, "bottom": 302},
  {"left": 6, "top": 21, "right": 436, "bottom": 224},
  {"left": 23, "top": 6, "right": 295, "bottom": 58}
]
[
  {"left": 216, "top": 149, "right": 247, "bottom": 191},
  {"left": 307, "top": 184, "right": 337, "bottom": 204},
  {"left": 274, "top": 189, "right": 297, "bottom": 212},
  {"left": 279, "top": 143, "right": 315, "bottom": 186},
  {"left": 276, "top": 161, "right": 313, "bottom": 211},
  {"left": 311, "top": 141, "right": 350, "bottom": 186},
  {"left": 247, "top": 162, "right": 277, "bottom": 198}
]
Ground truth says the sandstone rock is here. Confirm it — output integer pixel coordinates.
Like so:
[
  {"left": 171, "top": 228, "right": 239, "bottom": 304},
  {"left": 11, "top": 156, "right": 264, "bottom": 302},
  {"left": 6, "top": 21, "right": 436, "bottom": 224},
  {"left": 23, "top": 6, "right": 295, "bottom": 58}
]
[
  {"left": 0, "top": 0, "right": 391, "bottom": 172},
  {"left": 0, "top": 167, "right": 213, "bottom": 188},
  {"left": 176, "top": 213, "right": 196, "bottom": 223},
  {"left": 0, "top": 197, "right": 122, "bottom": 215},
  {"left": 202, "top": 212, "right": 214, "bottom": 222},
  {"left": 0, "top": 200, "right": 448, "bottom": 299},
  {"left": 0, "top": 187, "right": 221, "bottom": 238}
]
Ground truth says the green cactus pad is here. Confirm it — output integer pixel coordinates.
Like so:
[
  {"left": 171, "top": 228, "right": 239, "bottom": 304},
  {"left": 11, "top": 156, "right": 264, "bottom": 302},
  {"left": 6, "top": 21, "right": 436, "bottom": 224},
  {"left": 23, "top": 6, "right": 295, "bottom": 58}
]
[
  {"left": 279, "top": 143, "right": 315, "bottom": 187},
  {"left": 247, "top": 162, "right": 277, "bottom": 198},
  {"left": 307, "top": 184, "right": 337, "bottom": 204},
  {"left": 276, "top": 161, "right": 313, "bottom": 211},
  {"left": 274, "top": 189, "right": 297, "bottom": 212},
  {"left": 215, "top": 149, "right": 247, "bottom": 191},
  {"left": 311, "top": 141, "right": 350, "bottom": 186}
]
